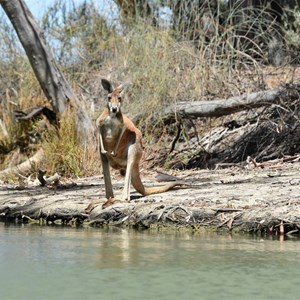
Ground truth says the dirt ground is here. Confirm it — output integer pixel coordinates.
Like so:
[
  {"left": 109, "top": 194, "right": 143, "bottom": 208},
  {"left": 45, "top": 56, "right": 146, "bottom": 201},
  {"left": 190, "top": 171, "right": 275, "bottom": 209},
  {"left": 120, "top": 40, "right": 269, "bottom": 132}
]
[{"left": 0, "top": 161, "right": 299, "bottom": 235}]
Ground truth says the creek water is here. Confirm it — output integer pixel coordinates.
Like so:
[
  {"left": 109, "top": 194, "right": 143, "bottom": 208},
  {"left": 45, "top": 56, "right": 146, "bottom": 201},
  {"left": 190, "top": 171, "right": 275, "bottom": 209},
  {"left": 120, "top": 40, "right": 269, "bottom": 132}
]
[{"left": 0, "top": 223, "right": 300, "bottom": 300}]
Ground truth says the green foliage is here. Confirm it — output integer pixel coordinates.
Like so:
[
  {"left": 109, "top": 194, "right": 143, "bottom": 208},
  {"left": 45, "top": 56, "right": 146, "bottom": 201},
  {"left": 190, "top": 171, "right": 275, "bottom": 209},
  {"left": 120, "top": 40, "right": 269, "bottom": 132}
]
[{"left": 41, "top": 0, "right": 118, "bottom": 68}]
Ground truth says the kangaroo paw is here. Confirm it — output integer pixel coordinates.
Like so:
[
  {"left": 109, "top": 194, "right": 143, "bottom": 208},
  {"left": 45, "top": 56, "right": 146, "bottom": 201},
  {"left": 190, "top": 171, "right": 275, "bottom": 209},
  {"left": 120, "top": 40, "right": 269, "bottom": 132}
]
[{"left": 110, "top": 151, "right": 116, "bottom": 157}]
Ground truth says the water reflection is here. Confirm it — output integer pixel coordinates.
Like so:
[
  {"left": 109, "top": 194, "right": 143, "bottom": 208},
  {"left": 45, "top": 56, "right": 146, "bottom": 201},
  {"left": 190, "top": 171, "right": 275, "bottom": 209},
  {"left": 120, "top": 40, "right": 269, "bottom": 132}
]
[
  {"left": 1, "top": 223, "right": 299, "bottom": 269},
  {"left": 1, "top": 223, "right": 300, "bottom": 300}
]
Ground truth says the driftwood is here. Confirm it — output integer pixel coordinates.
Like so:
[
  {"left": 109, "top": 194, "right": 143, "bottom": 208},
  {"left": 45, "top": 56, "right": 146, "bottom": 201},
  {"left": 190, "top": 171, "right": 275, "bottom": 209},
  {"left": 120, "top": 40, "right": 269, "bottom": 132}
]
[
  {"left": 133, "top": 85, "right": 299, "bottom": 126},
  {"left": 160, "top": 85, "right": 300, "bottom": 169},
  {"left": 168, "top": 84, "right": 300, "bottom": 119},
  {"left": 133, "top": 83, "right": 300, "bottom": 168},
  {"left": 37, "top": 169, "right": 60, "bottom": 186},
  {"left": 0, "top": 149, "right": 44, "bottom": 178}
]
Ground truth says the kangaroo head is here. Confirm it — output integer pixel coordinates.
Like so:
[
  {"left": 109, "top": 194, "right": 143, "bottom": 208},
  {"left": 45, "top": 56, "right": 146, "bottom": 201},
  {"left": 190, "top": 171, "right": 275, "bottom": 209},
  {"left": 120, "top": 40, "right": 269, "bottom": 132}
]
[{"left": 101, "top": 79, "right": 126, "bottom": 115}]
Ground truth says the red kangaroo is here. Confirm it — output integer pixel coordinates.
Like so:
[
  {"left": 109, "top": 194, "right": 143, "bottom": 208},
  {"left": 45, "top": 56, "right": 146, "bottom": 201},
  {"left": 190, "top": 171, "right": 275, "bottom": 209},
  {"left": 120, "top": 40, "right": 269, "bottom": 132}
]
[{"left": 96, "top": 79, "right": 184, "bottom": 207}]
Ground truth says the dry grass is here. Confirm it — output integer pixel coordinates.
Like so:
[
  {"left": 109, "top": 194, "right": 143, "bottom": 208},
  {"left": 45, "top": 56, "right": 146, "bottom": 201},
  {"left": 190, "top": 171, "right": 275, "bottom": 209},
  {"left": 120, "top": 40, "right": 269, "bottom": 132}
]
[
  {"left": 41, "top": 111, "right": 99, "bottom": 178},
  {"left": 0, "top": 1, "right": 299, "bottom": 177}
]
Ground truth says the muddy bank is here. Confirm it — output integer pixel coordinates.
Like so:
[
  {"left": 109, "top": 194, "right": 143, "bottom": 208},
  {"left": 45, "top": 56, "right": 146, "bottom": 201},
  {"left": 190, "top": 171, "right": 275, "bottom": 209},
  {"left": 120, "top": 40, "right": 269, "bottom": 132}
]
[{"left": 0, "top": 162, "right": 299, "bottom": 235}]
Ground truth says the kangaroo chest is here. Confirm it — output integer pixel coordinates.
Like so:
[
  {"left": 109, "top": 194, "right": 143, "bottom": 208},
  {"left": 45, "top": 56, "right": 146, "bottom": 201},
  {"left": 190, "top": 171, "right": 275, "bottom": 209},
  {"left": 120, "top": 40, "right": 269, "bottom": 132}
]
[{"left": 100, "top": 116, "right": 123, "bottom": 148}]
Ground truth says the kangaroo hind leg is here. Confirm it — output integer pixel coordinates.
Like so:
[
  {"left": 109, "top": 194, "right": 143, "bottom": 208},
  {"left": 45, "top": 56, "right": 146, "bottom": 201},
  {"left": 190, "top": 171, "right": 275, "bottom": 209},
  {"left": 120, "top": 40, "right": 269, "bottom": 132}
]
[
  {"left": 100, "top": 153, "right": 114, "bottom": 199},
  {"left": 121, "top": 144, "right": 137, "bottom": 202}
]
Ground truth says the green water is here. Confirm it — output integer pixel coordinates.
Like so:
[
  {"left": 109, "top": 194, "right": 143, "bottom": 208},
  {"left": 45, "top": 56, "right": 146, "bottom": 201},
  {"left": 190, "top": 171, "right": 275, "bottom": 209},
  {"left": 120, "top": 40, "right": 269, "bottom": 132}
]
[{"left": 0, "top": 223, "right": 300, "bottom": 300}]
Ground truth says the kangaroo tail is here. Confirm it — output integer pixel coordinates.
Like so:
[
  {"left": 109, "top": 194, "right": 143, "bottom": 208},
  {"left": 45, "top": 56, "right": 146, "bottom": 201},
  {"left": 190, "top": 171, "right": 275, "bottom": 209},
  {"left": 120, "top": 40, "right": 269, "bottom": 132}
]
[
  {"left": 143, "top": 181, "right": 185, "bottom": 195},
  {"left": 131, "top": 167, "right": 186, "bottom": 196}
]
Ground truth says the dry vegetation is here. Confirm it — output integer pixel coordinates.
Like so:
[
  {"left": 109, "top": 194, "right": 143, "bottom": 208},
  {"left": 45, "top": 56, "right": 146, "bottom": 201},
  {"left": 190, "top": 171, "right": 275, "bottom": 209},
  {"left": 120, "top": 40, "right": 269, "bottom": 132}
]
[{"left": 0, "top": 0, "right": 299, "bottom": 180}]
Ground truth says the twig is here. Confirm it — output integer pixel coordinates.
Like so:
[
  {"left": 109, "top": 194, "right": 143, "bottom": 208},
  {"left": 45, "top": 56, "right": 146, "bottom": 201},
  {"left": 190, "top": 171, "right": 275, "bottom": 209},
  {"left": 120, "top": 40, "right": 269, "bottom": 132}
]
[
  {"left": 286, "top": 229, "right": 299, "bottom": 236},
  {"left": 37, "top": 169, "right": 60, "bottom": 187},
  {"left": 217, "top": 218, "right": 232, "bottom": 228},
  {"left": 22, "top": 214, "right": 39, "bottom": 223},
  {"left": 84, "top": 218, "right": 106, "bottom": 226},
  {"left": 169, "top": 121, "right": 182, "bottom": 154},
  {"left": 38, "top": 169, "right": 47, "bottom": 186},
  {"left": 214, "top": 162, "right": 245, "bottom": 170},
  {"left": 213, "top": 208, "right": 242, "bottom": 213}
]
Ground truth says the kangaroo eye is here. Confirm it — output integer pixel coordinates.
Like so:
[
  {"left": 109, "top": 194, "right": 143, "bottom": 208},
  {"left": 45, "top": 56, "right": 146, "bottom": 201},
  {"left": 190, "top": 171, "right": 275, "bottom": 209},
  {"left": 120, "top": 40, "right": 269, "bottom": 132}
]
[
  {"left": 118, "top": 97, "right": 122, "bottom": 101},
  {"left": 108, "top": 96, "right": 112, "bottom": 101}
]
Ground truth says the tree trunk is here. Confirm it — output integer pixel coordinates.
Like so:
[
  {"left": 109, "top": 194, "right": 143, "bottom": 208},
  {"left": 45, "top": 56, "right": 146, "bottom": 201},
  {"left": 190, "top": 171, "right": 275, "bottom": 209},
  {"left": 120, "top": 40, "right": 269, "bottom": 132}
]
[{"left": 0, "top": 0, "right": 94, "bottom": 144}]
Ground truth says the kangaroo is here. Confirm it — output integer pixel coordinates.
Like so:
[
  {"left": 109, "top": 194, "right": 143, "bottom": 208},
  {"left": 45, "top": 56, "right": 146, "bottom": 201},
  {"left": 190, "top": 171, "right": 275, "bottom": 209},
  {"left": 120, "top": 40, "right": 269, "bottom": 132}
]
[{"left": 96, "top": 78, "right": 184, "bottom": 208}]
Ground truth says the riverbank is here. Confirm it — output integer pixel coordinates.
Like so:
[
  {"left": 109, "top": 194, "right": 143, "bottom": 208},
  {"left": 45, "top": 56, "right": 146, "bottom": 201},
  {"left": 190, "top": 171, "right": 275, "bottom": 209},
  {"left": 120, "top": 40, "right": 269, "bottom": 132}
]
[{"left": 1, "top": 161, "right": 299, "bottom": 235}]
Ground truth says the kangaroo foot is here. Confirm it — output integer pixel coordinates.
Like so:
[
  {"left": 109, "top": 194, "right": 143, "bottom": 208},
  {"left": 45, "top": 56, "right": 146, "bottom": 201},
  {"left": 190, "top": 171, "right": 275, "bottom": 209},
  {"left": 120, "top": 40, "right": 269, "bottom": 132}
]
[
  {"left": 85, "top": 199, "right": 101, "bottom": 213},
  {"left": 102, "top": 197, "right": 128, "bottom": 209},
  {"left": 102, "top": 197, "right": 117, "bottom": 209}
]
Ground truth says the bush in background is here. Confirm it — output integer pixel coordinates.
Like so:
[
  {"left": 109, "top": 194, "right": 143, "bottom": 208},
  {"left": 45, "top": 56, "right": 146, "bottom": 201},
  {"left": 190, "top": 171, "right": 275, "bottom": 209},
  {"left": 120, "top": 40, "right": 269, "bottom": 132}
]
[{"left": 0, "top": 0, "right": 299, "bottom": 177}]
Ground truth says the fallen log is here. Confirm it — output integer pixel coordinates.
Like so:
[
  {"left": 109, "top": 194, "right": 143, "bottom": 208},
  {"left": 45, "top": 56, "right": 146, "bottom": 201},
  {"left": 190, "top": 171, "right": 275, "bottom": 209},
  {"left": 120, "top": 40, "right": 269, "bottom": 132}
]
[
  {"left": 0, "top": 149, "right": 44, "bottom": 178},
  {"left": 159, "top": 84, "right": 300, "bottom": 169},
  {"left": 133, "top": 84, "right": 300, "bottom": 128},
  {"left": 171, "top": 84, "right": 300, "bottom": 119}
]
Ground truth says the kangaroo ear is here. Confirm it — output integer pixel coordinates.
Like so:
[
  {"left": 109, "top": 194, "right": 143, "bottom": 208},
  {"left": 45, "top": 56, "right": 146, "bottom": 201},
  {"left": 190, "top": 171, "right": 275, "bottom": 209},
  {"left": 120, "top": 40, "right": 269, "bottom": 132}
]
[
  {"left": 116, "top": 82, "right": 129, "bottom": 96},
  {"left": 101, "top": 79, "right": 113, "bottom": 93}
]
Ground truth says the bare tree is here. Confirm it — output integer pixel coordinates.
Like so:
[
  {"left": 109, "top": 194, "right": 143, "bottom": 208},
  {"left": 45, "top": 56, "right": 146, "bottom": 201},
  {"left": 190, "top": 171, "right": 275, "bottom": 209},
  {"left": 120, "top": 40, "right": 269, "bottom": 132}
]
[{"left": 0, "top": 0, "right": 94, "bottom": 144}]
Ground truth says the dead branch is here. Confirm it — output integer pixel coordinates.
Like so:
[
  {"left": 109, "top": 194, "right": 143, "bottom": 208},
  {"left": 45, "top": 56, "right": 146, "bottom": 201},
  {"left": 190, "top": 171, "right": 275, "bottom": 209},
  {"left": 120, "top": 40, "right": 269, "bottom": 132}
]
[
  {"left": 15, "top": 106, "right": 57, "bottom": 124},
  {"left": 172, "top": 84, "right": 300, "bottom": 119},
  {"left": 0, "top": 149, "right": 44, "bottom": 178},
  {"left": 37, "top": 169, "right": 60, "bottom": 186}
]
